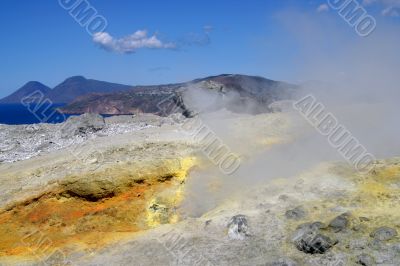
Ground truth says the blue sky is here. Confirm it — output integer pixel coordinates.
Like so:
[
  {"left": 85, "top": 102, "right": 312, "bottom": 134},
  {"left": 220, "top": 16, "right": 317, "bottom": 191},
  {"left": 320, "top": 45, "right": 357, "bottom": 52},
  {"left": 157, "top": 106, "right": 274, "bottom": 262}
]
[{"left": 0, "top": 0, "right": 398, "bottom": 97}]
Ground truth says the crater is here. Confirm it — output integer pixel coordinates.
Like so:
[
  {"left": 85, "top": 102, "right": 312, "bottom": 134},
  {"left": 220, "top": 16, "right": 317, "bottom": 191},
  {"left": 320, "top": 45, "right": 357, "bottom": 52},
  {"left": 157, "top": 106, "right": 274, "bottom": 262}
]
[{"left": 0, "top": 157, "right": 196, "bottom": 259}]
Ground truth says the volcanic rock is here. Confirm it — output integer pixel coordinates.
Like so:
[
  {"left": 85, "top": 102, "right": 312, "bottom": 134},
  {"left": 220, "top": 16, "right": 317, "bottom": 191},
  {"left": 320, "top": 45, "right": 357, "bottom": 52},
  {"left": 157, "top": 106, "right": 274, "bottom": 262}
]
[
  {"left": 370, "top": 227, "right": 398, "bottom": 241},
  {"left": 227, "top": 214, "right": 250, "bottom": 240},
  {"left": 292, "top": 222, "right": 337, "bottom": 254}
]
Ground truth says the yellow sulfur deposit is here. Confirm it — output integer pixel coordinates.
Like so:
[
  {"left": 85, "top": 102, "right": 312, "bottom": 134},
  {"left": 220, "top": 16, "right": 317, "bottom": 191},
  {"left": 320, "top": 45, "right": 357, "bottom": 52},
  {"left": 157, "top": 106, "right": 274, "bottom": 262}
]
[
  {"left": 146, "top": 157, "right": 196, "bottom": 228},
  {"left": 0, "top": 156, "right": 197, "bottom": 259}
]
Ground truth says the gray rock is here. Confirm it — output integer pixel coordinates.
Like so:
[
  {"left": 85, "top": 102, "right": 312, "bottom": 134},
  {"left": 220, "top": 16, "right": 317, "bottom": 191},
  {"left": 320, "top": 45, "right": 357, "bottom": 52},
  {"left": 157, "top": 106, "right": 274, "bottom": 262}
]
[
  {"left": 292, "top": 222, "right": 337, "bottom": 254},
  {"left": 285, "top": 206, "right": 307, "bottom": 220},
  {"left": 370, "top": 227, "right": 397, "bottom": 241},
  {"left": 329, "top": 213, "right": 350, "bottom": 232},
  {"left": 356, "top": 253, "right": 375, "bottom": 266},
  {"left": 227, "top": 214, "right": 249, "bottom": 240},
  {"left": 61, "top": 113, "right": 105, "bottom": 138},
  {"left": 369, "top": 239, "right": 385, "bottom": 250}
]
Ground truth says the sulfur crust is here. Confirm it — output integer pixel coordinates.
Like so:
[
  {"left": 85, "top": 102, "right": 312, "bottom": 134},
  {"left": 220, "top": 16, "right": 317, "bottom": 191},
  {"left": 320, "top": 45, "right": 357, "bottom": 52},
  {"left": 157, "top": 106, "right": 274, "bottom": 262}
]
[{"left": 0, "top": 156, "right": 197, "bottom": 261}]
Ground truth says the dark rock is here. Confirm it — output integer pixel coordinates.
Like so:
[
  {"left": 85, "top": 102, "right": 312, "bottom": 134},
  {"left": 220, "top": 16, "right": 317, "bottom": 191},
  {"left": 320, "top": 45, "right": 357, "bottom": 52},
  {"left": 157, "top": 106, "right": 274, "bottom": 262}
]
[
  {"left": 370, "top": 227, "right": 397, "bottom": 241},
  {"left": 285, "top": 206, "right": 307, "bottom": 220},
  {"left": 227, "top": 214, "right": 249, "bottom": 240},
  {"left": 329, "top": 213, "right": 350, "bottom": 232},
  {"left": 356, "top": 253, "right": 375, "bottom": 266},
  {"left": 172, "top": 92, "right": 196, "bottom": 118},
  {"left": 295, "top": 233, "right": 336, "bottom": 254},
  {"left": 292, "top": 222, "right": 337, "bottom": 254}
]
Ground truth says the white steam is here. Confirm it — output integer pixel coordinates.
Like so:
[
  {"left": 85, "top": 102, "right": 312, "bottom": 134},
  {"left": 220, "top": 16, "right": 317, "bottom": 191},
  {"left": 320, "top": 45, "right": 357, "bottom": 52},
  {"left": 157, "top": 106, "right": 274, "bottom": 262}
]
[{"left": 180, "top": 9, "right": 400, "bottom": 217}]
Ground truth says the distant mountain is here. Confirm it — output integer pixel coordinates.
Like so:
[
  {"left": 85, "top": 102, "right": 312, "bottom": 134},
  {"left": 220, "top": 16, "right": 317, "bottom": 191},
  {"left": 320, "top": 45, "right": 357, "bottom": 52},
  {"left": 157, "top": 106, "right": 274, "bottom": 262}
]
[
  {"left": 1, "top": 74, "right": 297, "bottom": 116},
  {"left": 45, "top": 76, "right": 132, "bottom": 103},
  {"left": 0, "top": 76, "right": 133, "bottom": 104},
  {"left": 60, "top": 74, "right": 297, "bottom": 116},
  {"left": 0, "top": 81, "right": 51, "bottom": 104}
]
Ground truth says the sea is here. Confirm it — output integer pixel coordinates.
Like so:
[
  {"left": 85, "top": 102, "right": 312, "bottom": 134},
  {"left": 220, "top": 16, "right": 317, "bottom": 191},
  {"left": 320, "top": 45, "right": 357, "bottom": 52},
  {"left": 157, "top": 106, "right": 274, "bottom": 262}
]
[{"left": 0, "top": 103, "right": 75, "bottom": 125}]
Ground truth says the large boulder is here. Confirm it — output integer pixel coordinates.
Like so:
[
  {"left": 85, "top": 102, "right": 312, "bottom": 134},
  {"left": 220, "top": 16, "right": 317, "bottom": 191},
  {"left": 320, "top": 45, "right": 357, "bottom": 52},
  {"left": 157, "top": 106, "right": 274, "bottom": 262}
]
[{"left": 61, "top": 113, "right": 105, "bottom": 138}]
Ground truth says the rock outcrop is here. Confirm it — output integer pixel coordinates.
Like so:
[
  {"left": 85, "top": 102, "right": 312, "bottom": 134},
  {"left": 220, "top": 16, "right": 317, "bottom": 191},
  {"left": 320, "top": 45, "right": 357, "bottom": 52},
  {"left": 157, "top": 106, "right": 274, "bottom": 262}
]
[{"left": 60, "top": 113, "right": 105, "bottom": 138}]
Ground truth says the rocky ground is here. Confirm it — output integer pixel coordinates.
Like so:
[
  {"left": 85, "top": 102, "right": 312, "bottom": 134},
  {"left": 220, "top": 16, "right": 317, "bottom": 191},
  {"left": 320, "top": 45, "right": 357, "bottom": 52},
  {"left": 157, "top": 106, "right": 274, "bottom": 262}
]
[
  {"left": 0, "top": 113, "right": 185, "bottom": 164},
  {"left": 0, "top": 112, "right": 399, "bottom": 266}
]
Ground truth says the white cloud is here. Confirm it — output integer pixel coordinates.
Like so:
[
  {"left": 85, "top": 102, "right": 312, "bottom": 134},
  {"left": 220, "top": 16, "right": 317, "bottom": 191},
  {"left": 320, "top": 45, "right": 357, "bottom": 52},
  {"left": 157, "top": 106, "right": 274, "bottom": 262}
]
[
  {"left": 382, "top": 6, "right": 400, "bottom": 16},
  {"left": 363, "top": 0, "right": 400, "bottom": 16},
  {"left": 93, "top": 30, "right": 176, "bottom": 54},
  {"left": 317, "top": 4, "right": 329, "bottom": 12}
]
